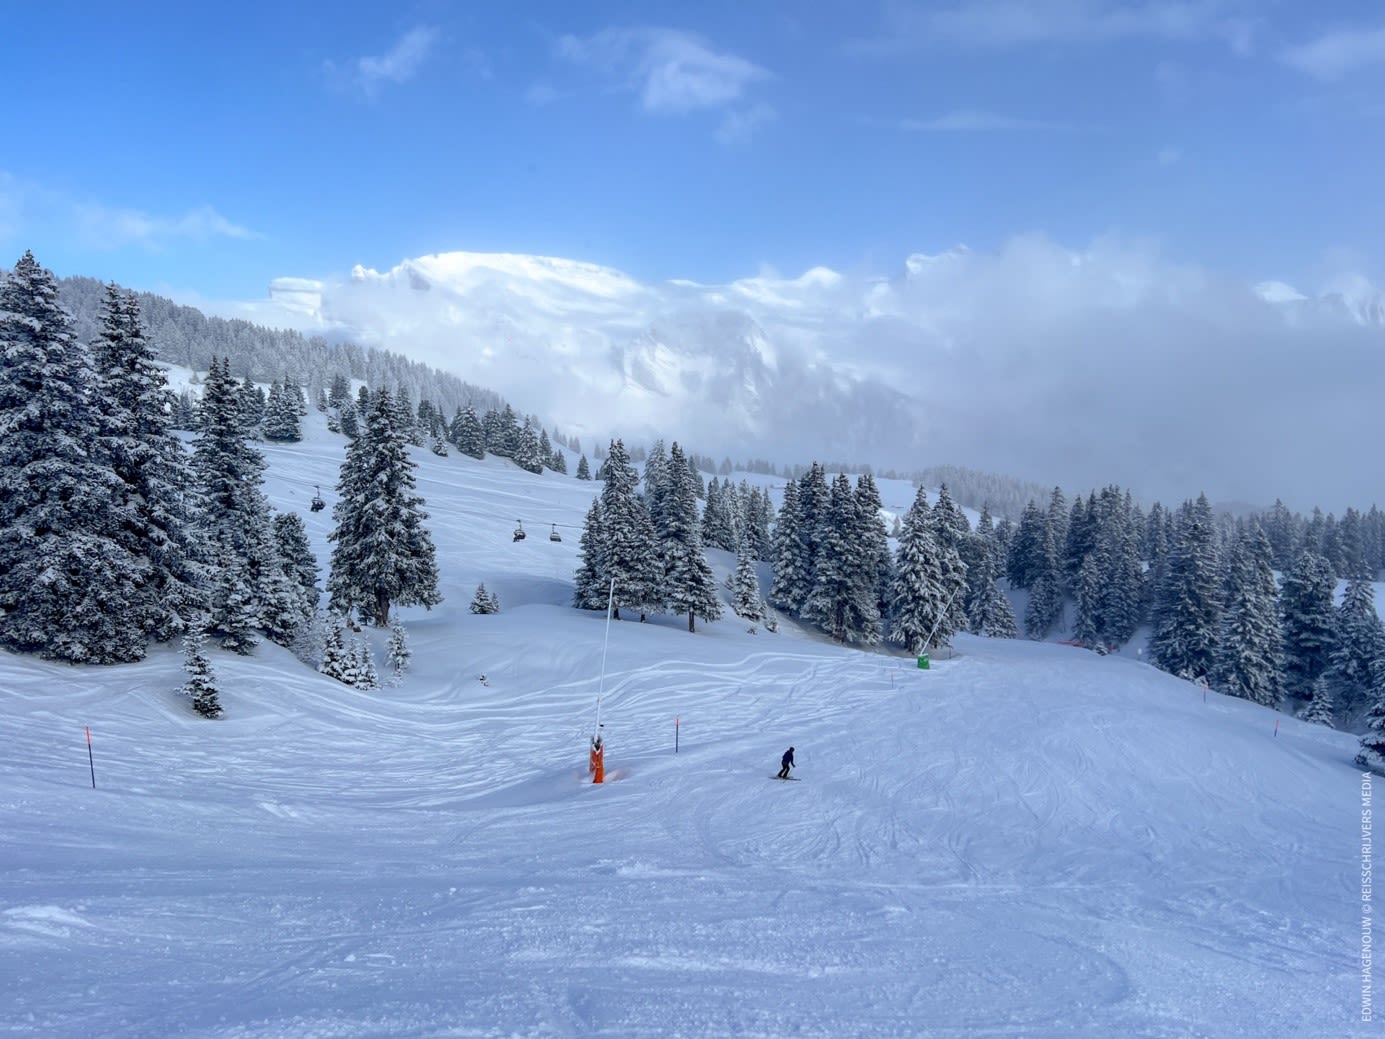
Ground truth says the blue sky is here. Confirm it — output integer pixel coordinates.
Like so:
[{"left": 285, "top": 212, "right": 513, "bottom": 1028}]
[{"left": 2, "top": 0, "right": 1382, "bottom": 300}]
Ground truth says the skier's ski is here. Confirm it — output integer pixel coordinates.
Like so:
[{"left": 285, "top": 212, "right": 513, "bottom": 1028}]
[{"left": 770, "top": 775, "right": 801, "bottom": 781}]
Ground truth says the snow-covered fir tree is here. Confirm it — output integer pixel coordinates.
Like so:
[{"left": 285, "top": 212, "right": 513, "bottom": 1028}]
[
  {"left": 327, "top": 388, "right": 443, "bottom": 627},
  {"left": 1022, "top": 523, "right": 1063, "bottom": 640},
  {"left": 1324, "top": 576, "right": 1385, "bottom": 717},
  {"left": 729, "top": 541, "right": 767, "bottom": 623},
  {"left": 387, "top": 621, "right": 411, "bottom": 684},
  {"left": 191, "top": 357, "right": 299, "bottom": 653},
  {"left": 271, "top": 512, "right": 320, "bottom": 628},
  {"left": 572, "top": 500, "right": 610, "bottom": 610},
  {"left": 470, "top": 583, "right": 500, "bottom": 614},
  {"left": 1209, "top": 528, "right": 1284, "bottom": 708},
  {"left": 580, "top": 439, "right": 662, "bottom": 620},
  {"left": 888, "top": 487, "right": 952, "bottom": 654},
  {"left": 1302, "top": 675, "right": 1335, "bottom": 728},
  {"left": 261, "top": 380, "right": 301, "bottom": 441},
  {"left": 451, "top": 404, "right": 486, "bottom": 459},
  {"left": 1357, "top": 695, "right": 1385, "bottom": 776},
  {"left": 1280, "top": 550, "right": 1337, "bottom": 703},
  {"left": 319, "top": 615, "right": 354, "bottom": 684},
  {"left": 964, "top": 542, "right": 1018, "bottom": 639},
  {"left": 700, "top": 478, "right": 739, "bottom": 553},
  {"left": 802, "top": 474, "right": 882, "bottom": 643},
  {"left": 928, "top": 484, "right": 970, "bottom": 635},
  {"left": 180, "top": 625, "right": 222, "bottom": 719},
  {"left": 354, "top": 637, "right": 380, "bottom": 690},
  {"left": 576, "top": 455, "right": 592, "bottom": 480},
  {"left": 90, "top": 282, "right": 204, "bottom": 644},
  {"left": 855, "top": 473, "right": 895, "bottom": 620},
  {"left": 0, "top": 252, "right": 148, "bottom": 663},
  {"left": 1149, "top": 495, "right": 1222, "bottom": 679},
  {"left": 658, "top": 442, "right": 722, "bottom": 633}
]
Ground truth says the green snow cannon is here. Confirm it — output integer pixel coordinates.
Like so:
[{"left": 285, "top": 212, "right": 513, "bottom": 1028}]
[{"left": 917, "top": 654, "right": 930, "bottom": 670}]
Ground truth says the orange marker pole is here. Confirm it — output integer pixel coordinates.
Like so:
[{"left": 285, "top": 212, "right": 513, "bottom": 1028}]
[{"left": 85, "top": 726, "right": 96, "bottom": 789}]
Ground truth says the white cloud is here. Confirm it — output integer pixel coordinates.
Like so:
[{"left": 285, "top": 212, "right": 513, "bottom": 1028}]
[
  {"left": 717, "top": 103, "right": 777, "bottom": 145},
  {"left": 228, "top": 239, "right": 1385, "bottom": 512},
  {"left": 851, "top": 0, "right": 1255, "bottom": 54},
  {"left": 330, "top": 26, "right": 439, "bottom": 95},
  {"left": 897, "top": 110, "right": 1071, "bottom": 131},
  {"left": 0, "top": 173, "right": 260, "bottom": 252},
  {"left": 1282, "top": 25, "right": 1385, "bottom": 80},
  {"left": 557, "top": 28, "right": 768, "bottom": 114},
  {"left": 73, "top": 202, "right": 261, "bottom": 249}
]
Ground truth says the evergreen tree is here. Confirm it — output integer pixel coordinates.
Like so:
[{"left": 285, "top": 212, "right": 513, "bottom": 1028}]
[
  {"left": 1302, "top": 676, "right": 1335, "bottom": 728},
  {"left": 1325, "top": 577, "right": 1385, "bottom": 717},
  {"left": 1149, "top": 495, "right": 1222, "bottom": 679},
  {"left": 928, "top": 484, "right": 970, "bottom": 635},
  {"left": 261, "top": 380, "right": 302, "bottom": 441},
  {"left": 729, "top": 541, "right": 767, "bottom": 623},
  {"left": 327, "top": 388, "right": 443, "bottom": 627},
  {"left": 271, "top": 512, "right": 320, "bottom": 626},
  {"left": 769, "top": 479, "right": 810, "bottom": 612},
  {"left": 802, "top": 474, "right": 882, "bottom": 643},
  {"left": 550, "top": 449, "right": 568, "bottom": 475},
  {"left": 1210, "top": 529, "right": 1284, "bottom": 708},
  {"left": 855, "top": 473, "right": 895, "bottom": 618},
  {"left": 576, "top": 454, "right": 592, "bottom": 480},
  {"left": 90, "top": 283, "right": 204, "bottom": 644},
  {"left": 888, "top": 487, "right": 952, "bottom": 654},
  {"left": 1280, "top": 551, "right": 1337, "bottom": 703},
  {"left": 180, "top": 626, "right": 222, "bottom": 719},
  {"left": 192, "top": 357, "right": 297, "bottom": 653},
  {"left": 452, "top": 404, "right": 485, "bottom": 459},
  {"left": 591, "top": 439, "right": 663, "bottom": 620},
  {"left": 0, "top": 253, "right": 147, "bottom": 663},
  {"left": 700, "top": 477, "right": 739, "bottom": 552},
  {"left": 572, "top": 499, "right": 609, "bottom": 610},
  {"left": 387, "top": 621, "right": 411, "bottom": 684},
  {"left": 1357, "top": 696, "right": 1385, "bottom": 777},
  {"left": 964, "top": 541, "right": 1018, "bottom": 639},
  {"left": 659, "top": 443, "right": 722, "bottom": 632},
  {"left": 470, "top": 583, "right": 500, "bottom": 614},
  {"left": 1006, "top": 501, "right": 1049, "bottom": 590},
  {"left": 354, "top": 637, "right": 380, "bottom": 690},
  {"left": 319, "top": 615, "right": 354, "bottom": 685},
  {"left": 1022, "top": 524, "right": 1063, "bottom": 640}
]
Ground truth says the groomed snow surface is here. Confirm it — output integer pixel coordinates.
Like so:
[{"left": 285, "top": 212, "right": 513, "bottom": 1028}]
[{"left": 0, "top": 415, "right": 1366, "bottom": 1038}]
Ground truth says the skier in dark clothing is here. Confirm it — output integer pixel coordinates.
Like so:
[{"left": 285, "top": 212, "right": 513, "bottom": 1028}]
[{"left": 777, "top": 746, "right": 795, "bottom": 779}]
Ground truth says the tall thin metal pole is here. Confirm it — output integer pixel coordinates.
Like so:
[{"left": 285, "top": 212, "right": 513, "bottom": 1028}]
[{"left": 595, "top": 577, "right": 615, "bottom": 733}]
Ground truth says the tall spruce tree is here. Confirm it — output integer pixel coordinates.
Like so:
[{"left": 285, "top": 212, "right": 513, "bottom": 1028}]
[
  {"left": 658, "top": 443, "right": 723, "bottom": 632},
  {"left": 1324, "top": 576, "right": 1385, "bottom": 717},
  {"left": 327, "top": 388, "right": 442, "bottom": 627},
  {"left": 1149, "top": 495, "right": 1222, "bottom": 679},
  {"left": 1210, "top": 529, "right": 1284, "bottom": 708},
  {"left": 0, "top": 253, "right": 147, "bottom": 662},
  {"left": 1280, "top": 550, "right": 1337, "bottom": 703},
  {"left": 90, "top": 283, "right": 204, "bottom": 644},
  {"left": 192, "top": 357, "right": 297, "bottom": 653},
  {"left": 802, "top": 474, "right": 882, "bottom": 643},
  {"left": 888, "top": 487, "right": 952, "bottom": 654},
  {"left": 588, "top": 439, "right": 662, "bottom": 620}
]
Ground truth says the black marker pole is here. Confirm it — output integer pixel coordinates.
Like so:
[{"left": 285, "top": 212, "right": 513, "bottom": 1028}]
[{"left": 85, "top": 726, "right": 96, "bottom": 789}]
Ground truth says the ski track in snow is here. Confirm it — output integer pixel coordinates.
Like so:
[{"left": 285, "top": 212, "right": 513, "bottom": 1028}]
[{"left": 0, "top": 413, "right": 1367, "bottom": 1038}]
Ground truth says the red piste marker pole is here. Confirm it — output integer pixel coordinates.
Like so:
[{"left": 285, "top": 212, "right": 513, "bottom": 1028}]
[{"left": 85, "top": 726, "right": 96, "bottom": 789}]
